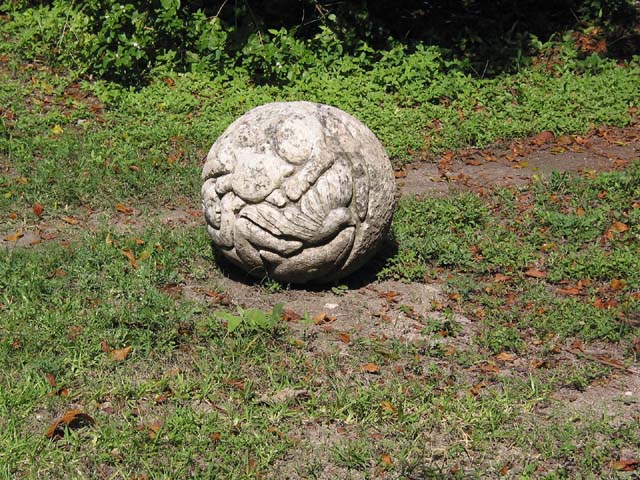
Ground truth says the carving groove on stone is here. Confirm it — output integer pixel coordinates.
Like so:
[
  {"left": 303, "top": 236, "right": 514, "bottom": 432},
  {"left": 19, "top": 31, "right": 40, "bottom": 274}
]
[{"left": 201, "top": 101, "right": 396, "bottom": 283}]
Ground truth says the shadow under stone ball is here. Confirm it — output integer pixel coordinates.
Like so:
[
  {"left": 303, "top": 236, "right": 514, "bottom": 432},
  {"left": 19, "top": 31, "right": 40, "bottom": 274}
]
[{"left": 201, "top": 101, "right": 396, "bottom": 284}]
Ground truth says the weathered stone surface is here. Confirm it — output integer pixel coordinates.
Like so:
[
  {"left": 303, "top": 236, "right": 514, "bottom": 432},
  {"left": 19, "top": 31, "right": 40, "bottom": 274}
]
[{"left": 202, "top": 101, "right": 395, "bottom": 283}]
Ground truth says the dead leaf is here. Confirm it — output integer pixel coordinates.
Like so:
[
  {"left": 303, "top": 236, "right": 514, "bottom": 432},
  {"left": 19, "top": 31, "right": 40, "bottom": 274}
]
[
  {"left": 381, "top": 454, "right": 393, "bottom": 466},
  {"left": 100, "top": 339, "right": 111, "bottom": 353},
  {"left": 499, "top": 463, "right": 511, "bottom": 476},
  {"left": 448, "top": 292, "right": 461, "bottom": 302},
  {"left": 155, "top": 389, "right": 172, "bottom": 404},
  {"left": 45, "top": 373, "right": 56, "bottom": 387},
  {"left": 313, "top": 312, "right": 336, "bottom": 325},
  {"left": 610, "top": 279, "right": 627, "bottom": 291},
  {"left": 494, "top": 273, "right": 511, "bottom": 282},
  {"left": 33, "top": 203, "right": 44, "bottom": 217},
  {"left": 379, "top": 291, "right": 401, "bottom": 303},
  {"left": 48, "top": 387, "right": 69, "bottom": 397},
  {"left": 167, "top": 149, "right": 183, "bottom": 164},
  {"left": 211, "top": 431, "right": 221, "bottom": 443},
  {"left": 525, "top": 268, "right": 546, "bottom": 278},
  {"left": 61, "top": 216, "right": 79, "bottom": 225},
  {"left": 611, "top": 459, "right": 638, "bottom": 472},
  {"left": 465, "top": 159, "right": 483, "bottom": 166},
  {"left": 282, "top": 309, "right": 301, "bottom": 322},
  {"left": 337, "top": 332, "right": 351, "bottom": 344},
  {"left": 121, "top": 249, "right": 138, "bottom": 269},
  {"left": 532, "top": 130, "right": 555, "bottom": 145},
  {"left": 380, "top": 401, "right": 395, "bottom": 413},
  {"left": 570, "top": 339, "right": 585, "bottom": 352},
  {"left": 495, "top": 352, "right": 517, "bottom": 362},
  {"left": 592, "top": 354, "right": 627, "bottom": 370},
  {"left": 115, "top": 203, "right": 133, "bottom": 215},
  {"left": 557, "top": 286, "right": 583, "bottom": 296},
  {"left": 224, "top": 379, "right": 245, "bottom": 391},
  {"left": 470, "top": 381, "right": 487, "bottom": 396},
  {"left": 109, "top": 346, "right": 132, "bottom": 361},
  {"left": 160, "top": 283, "right": 183, "bottom": 299},
  {"left": 146, "top": 419, "right": 164, "bottom": 440},
  {"left": 203, "top": 290, "right": 232, "bottom": 306},
  {"left": 361, "top": 362, "right": 380, "bottom": 374},
  {"left": 478, "top": 362, "right": 500, "bottom": 373},
  {"left": 594, "top": 298, "right": 617, "bottom": 309},
  {"left": 438, "top": 151, "right": 454, "bottom": 170},
  {"left": 609, "top": 221, "right": 629, "bottom": 233},
  {"left": 45, "top": 410, "right": 95, "bottom": 440},
  {"left": 4, "top": 230, "right": 23, "bottom": 242}
]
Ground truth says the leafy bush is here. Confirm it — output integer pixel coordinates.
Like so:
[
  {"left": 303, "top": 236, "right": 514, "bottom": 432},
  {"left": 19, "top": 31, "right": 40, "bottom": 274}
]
[{"left": 2, "top": 0, "right": 637, "bottom": 84}]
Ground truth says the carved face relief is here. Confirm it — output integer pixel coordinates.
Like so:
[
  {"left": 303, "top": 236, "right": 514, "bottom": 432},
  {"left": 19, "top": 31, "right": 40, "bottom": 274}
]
[{"left": 201, "top": 101, "right": 396, "bottom": 283}]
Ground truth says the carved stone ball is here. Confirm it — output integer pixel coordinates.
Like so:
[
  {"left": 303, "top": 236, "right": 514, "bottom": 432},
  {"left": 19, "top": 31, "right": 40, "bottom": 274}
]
[{"left": 201, "top": 101, "right": 396, "bottom": 283}]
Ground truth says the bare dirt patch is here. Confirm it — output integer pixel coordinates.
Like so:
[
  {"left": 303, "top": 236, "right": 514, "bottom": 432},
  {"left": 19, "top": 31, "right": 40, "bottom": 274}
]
[{"left": 398, "top": 124, "right": 640, "bottom": 198}]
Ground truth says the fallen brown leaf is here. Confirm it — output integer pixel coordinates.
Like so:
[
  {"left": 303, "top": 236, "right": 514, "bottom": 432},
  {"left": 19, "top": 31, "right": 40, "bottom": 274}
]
[
  {"left": 146, "top": 419, "right": 164, "bottom": 440},
  {"left": 494, "top": 273, "right": 511, "bottom": 282},
  {"left": 121, "top": 249, "right": 138, "bottom": 269},
  {"left": 381, "top": 454, "right": 393, "bottom": 466},
  {"left": 380, "top": 401, "right": 396, "bottom": 413},
  {"left": 525, "top": 268, "right": 546, "bottom": 279},
  {"left": 225, "top": 379, "right": 245, "bottom": 391},
  {"left": 609, "top": 221, "right": 629, "bottom": 233},
  {"left": 160, "top": 283, "right": 183, "bottom": 298},
  {"left": 337, "top": 332, "right": 351, "bottom": 344},
  {"left": 4, "top": 230, "right": 23, "bottom": 242},
  {"left": 313, "top": 312, "right": 336, "bottom": 325},
  {"left": 361, "top": 362, "right": 380, "bottom": 374},
  {"left": 532, "top": 130, "right": 555, "bottom": 145},
  {"left": 109, "top": 345, "right": 132, "bottom": 361},
  {"left": 33, "top": 203, "right": 44, "bottom": 217},
  {"left": 557, "top": 286, "right": 583, "bottom": 296},
  {"left": 203, "top": 290, "right": 232, "bottom": 306},
  {"left": 611, "top": 459, "right": 638, "bottom": 471},
  {"left": 379, "top": 291, "right": 401, "bottom": 303},
  {"left": 100, "top": 339, "right": 111, "bottom": 353},
  {"left": 282, "top": 309, "right": 302, "bottom": 322},
  {"left": 45, "top": 410, "right": 95, "bottom": 440},
  {"left": 556, "top": 135, "right": 573, "bottom": 145},
  {"left": 470, "top": 381, "right": 487, "bottom": 396},
  {"left": 594, "top": 298, "right": 617, "bottom": 309},
  {"left": 45, "top": 373, "right": 56, "bottom": 387},
  {"left": 155, "top": 389, "right": 172, "bottom": 404},
  {"left": 495, "top": 352, "right": 517, "bottom": 362},
  {"left": 478, "top": 362, "right": 500, "bottom": 373},
  {"left": 610, "top": 279, "right": 627, "bottom": 291},
  {"left": 115, "top": 203, "right": 133, "bottom": 215},
  {"left": 61, "top": 216, "right": 79, "bottom": 225}
]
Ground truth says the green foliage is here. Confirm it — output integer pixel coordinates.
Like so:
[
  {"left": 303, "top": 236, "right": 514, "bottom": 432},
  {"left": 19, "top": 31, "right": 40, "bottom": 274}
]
[{"left": 218, "top": 304, "right": 284, "bottom": 334}]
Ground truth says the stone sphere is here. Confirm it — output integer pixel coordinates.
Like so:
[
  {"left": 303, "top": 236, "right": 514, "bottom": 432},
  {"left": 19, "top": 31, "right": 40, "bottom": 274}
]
[{"left": 201, "top": 101, "right": 396, "bottom": 283}]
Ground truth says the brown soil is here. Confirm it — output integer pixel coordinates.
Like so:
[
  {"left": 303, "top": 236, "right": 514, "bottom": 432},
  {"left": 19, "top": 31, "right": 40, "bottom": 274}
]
[{"left": 397, "top": 124, "right": 640, "bottom": 198}]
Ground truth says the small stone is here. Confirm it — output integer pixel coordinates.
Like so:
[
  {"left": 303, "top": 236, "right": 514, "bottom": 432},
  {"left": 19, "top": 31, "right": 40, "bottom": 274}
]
[{"left": 202, "top": 101, "right": 396, "bottom": 283}]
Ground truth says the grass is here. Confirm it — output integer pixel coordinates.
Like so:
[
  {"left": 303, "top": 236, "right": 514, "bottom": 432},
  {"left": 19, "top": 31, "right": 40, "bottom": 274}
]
[{"left": 1, "top": 6, "right": 640, "bottom": 479}]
